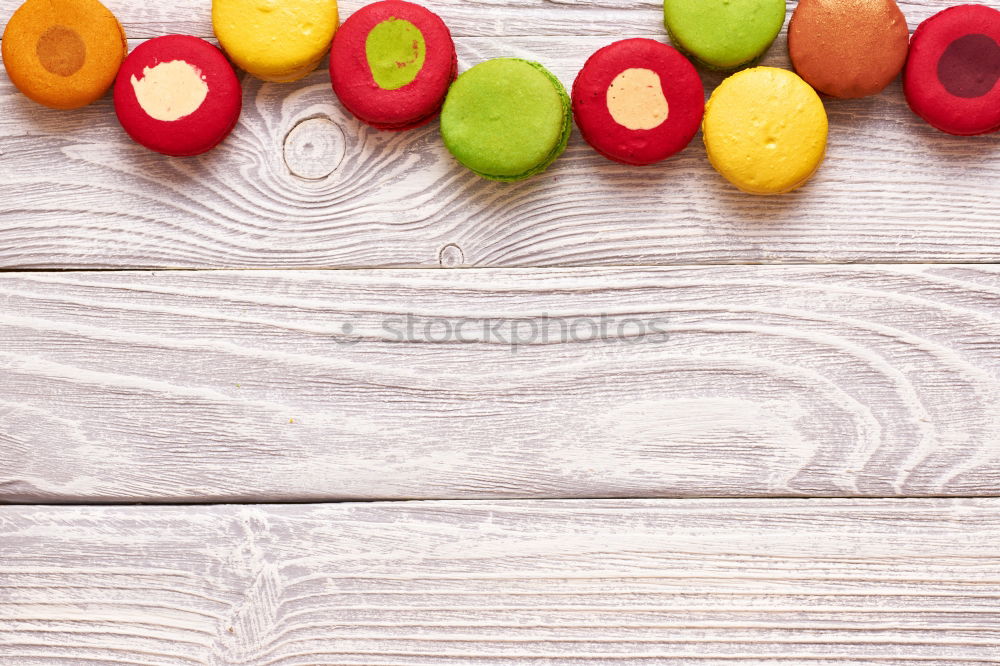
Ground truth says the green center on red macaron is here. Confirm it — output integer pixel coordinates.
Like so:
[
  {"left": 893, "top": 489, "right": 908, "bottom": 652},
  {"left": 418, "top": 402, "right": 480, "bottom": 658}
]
[
  {"left": 330, "top": 0, "right": 456, "bottom": 131},
  {"left": 365, "top": 17, "right": 426, "bottom": 90}
]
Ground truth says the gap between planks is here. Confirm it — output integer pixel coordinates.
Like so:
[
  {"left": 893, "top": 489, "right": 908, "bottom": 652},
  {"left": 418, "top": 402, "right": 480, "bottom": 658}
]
[
  {"left": 3, "top": 261, "right": 1000, "bottom": 274},
  {"left": 5, "top": 495, "right": 1000, "bottom": 507}
]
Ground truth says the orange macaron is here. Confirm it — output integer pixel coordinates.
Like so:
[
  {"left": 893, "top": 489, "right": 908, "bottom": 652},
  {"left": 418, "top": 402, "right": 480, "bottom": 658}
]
[{"left": 2, "top": 0, "right": 127, "bottom": 109}]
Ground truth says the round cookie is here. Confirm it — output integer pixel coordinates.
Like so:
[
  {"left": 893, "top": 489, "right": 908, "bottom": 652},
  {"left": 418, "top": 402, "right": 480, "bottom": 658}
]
[
  {"left": 440, "top": 58, "right": 571, "bottom": 182},
  {"left": 1, "top": 0, "right": 126, "bottom": 109},
  {"left": 702, "top": 67, "right": 827, "bottom": 195},
  {"left": 663, "top": 0, "right": 786, "bottom": 70},
  {"left": 330, "top": 0, "right": 456, "bottom": 131},
  {"left": 789, "top": 0, "right": 909, "bottom": 98},
  {"left": 213, "top": 0, "right": 338, "bottom": 82},
  {"left": 904, "top": 4, "right": 1000, "bottom": 136},
  {"left": 572, "top": 38, "right": 704, "bottom": 166},
  {"left": 113, "top": 36, "right": 242, "bottom": 156}
]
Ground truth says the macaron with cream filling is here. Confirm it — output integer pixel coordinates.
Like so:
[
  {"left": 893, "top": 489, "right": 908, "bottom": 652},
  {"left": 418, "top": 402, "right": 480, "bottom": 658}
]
[
  {"left": 113, "top": 35, "right": 242, "bottom": 156},
  {"left": 572, "top": 38, "right": 704, "bottom": 165}
]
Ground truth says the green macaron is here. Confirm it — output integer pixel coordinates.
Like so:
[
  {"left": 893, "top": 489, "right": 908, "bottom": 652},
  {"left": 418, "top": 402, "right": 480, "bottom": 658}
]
[
  {"left": 664, "top": 0, "right": 787, "bottom": 71},
  {"left": 440, "top": 58, "right": 571, "bottom": 182}
]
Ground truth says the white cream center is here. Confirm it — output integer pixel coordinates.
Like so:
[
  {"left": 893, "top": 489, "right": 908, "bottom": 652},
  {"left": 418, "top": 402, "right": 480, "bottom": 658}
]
[
  {"left": 606, "top": 68, "right": 669, "bottom": 131},
  {"left": 131, "top": 60, "right": 209, "bottom": 122}
]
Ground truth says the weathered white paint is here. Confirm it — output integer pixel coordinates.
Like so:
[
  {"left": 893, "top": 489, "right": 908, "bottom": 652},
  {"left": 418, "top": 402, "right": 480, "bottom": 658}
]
[
  {"left": 1, "top": 266, "right": 998, "bottom": 502},
  {"left": 2, "top": 2, "right": 999, "bottom": 660},
  {"left": 1, "top": 2, "right": 999, "bottom": 269},
  {"left": 2, "top": 499, "right": 999, "bottom": 665},
  {"left": 0, "top": 0, "right": 972, "bottom": 39}
]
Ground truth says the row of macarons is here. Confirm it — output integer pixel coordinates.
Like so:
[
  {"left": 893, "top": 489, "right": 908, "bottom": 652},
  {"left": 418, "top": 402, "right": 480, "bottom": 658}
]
[{"left": 3, "top": 0, "right": 999, "bottom": 193}]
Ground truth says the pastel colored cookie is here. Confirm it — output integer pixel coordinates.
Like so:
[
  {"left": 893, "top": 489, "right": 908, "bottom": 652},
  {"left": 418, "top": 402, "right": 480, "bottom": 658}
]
[
  {"left": 789, "top": 0, "right": 909, "bottom": 98},
  {"left": 702, "top": 67, "right": 827, "bottom": 195},
  {"left": 330, "top": 0, "right": 456, "bottom": 131},
  {"left": 663, "top": 0, "right": 786, "bottom": 70},
  {"left": 440, "top": 58, "right": 571, "bottom": 182},
  {"left": 904, "top": 4, "right": 1000, "bottom": 136},
  {"left": 113, "top": 36, "right": 242, "bottom": 156},
  {"left": 1, "top": 0, "right": 126, "bottom": 109},
  {"left": 213, "top": 0, "right": 338, "bottom": 82},
  {"left": 572, "top": 38, "right": 704, "bottom": 166}
]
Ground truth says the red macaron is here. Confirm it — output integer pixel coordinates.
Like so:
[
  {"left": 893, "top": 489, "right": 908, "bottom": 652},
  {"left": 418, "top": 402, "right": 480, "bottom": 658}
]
[
  {"left": 330, "top": 0, "right": 456, "bottom": 131},
  {"left": 114, "top": 35, "right": 242, "bottom": 156},
  {"left": 572, "top": 38, "right": 705, "bottom": 166},
  {"left": 904, "top": 4, "right": 1000, "bottom": 136}
]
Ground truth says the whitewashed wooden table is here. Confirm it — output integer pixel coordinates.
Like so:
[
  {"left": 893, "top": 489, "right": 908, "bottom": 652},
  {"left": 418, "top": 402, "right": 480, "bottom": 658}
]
[{"left": 2, "top": 1, "right": 1000, "bottom": 663}]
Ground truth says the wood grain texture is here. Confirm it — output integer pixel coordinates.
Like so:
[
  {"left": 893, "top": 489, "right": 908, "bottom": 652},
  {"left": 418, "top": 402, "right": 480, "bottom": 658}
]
[
  {"left": 2, "top": 2, "right": 1000, "bottom": 269},
  {"left": 2, "top": 499, "right": 999, "bottom": 665},
  {"left": 0, "top": 0, "right": 973, "bottom": 39},
  {"left": 2, "top": 265, "right": 999, "bottom": 502}
]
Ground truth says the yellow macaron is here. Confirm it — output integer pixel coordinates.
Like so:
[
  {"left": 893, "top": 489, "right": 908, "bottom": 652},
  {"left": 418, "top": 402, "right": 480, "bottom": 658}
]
[
  {"left": 702, "top": 67, "right": 828, "bottom": 195},
  {"left": 212, "top": 0, "right": 339, "bottom": 82},
  {"left": 2, "top": 0, "right": 127, "bottom": 109}
]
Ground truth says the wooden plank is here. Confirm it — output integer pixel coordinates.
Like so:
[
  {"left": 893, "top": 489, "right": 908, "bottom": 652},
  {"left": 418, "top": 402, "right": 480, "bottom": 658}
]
[
  {"left": 1, "top": 0, "right": 668, "bottom": 39},
  {"left": 1, "top": 5, "right": 999, "bottom": 269},
  {"left": 2, "top": 499, "right": 999, "bottom": 665},
  {"left": 2, "top": 265, "right": 999, "bottom": 502},
  {"left": 0, "top": 0, "right": 970, "bottom": 39}
]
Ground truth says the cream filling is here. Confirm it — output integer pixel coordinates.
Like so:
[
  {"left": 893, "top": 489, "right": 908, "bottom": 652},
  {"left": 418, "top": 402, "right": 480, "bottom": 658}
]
[
  {"left": 606, "top": 68, "right": 669, "bottom": 131},
  {"left": 131, "top": 60, "right": 209, "bottom": 122}
]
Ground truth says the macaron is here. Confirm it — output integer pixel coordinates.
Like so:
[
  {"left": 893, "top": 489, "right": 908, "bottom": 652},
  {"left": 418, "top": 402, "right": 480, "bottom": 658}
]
[
  {"left": 663, "top": 0, "right": 786, "bottom": 70},
  {"left": 440, "top": 58, "right": 571, "bottom": 182},
  {"left": 789, "top": 0, "right": 909, "bottom": 99},
  {"left": 330, "top": 0, "right": 456, "bottom": 131},
  {"left": 213, "top": 0, "right": 339, "bottom": 82},
  {"left": 904, "top": 4, "right": 1000, "bottom": 136},
  {"left": 702, "top": 67, "right": 828, "bottom": 195},
  {"left": 1, "top": 0, "right": 126, "bottom": 109},
  {"left": 572, "top": 38, "right": 705, "bottom": 166},
  {"left": 113, "top": 35, "right": 242, "bottom": 156}
]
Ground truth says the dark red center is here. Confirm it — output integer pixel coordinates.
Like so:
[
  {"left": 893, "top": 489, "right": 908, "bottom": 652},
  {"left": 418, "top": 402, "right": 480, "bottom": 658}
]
[{"left": 937, "top": 33, "right": 1000, "bottom": 98}]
